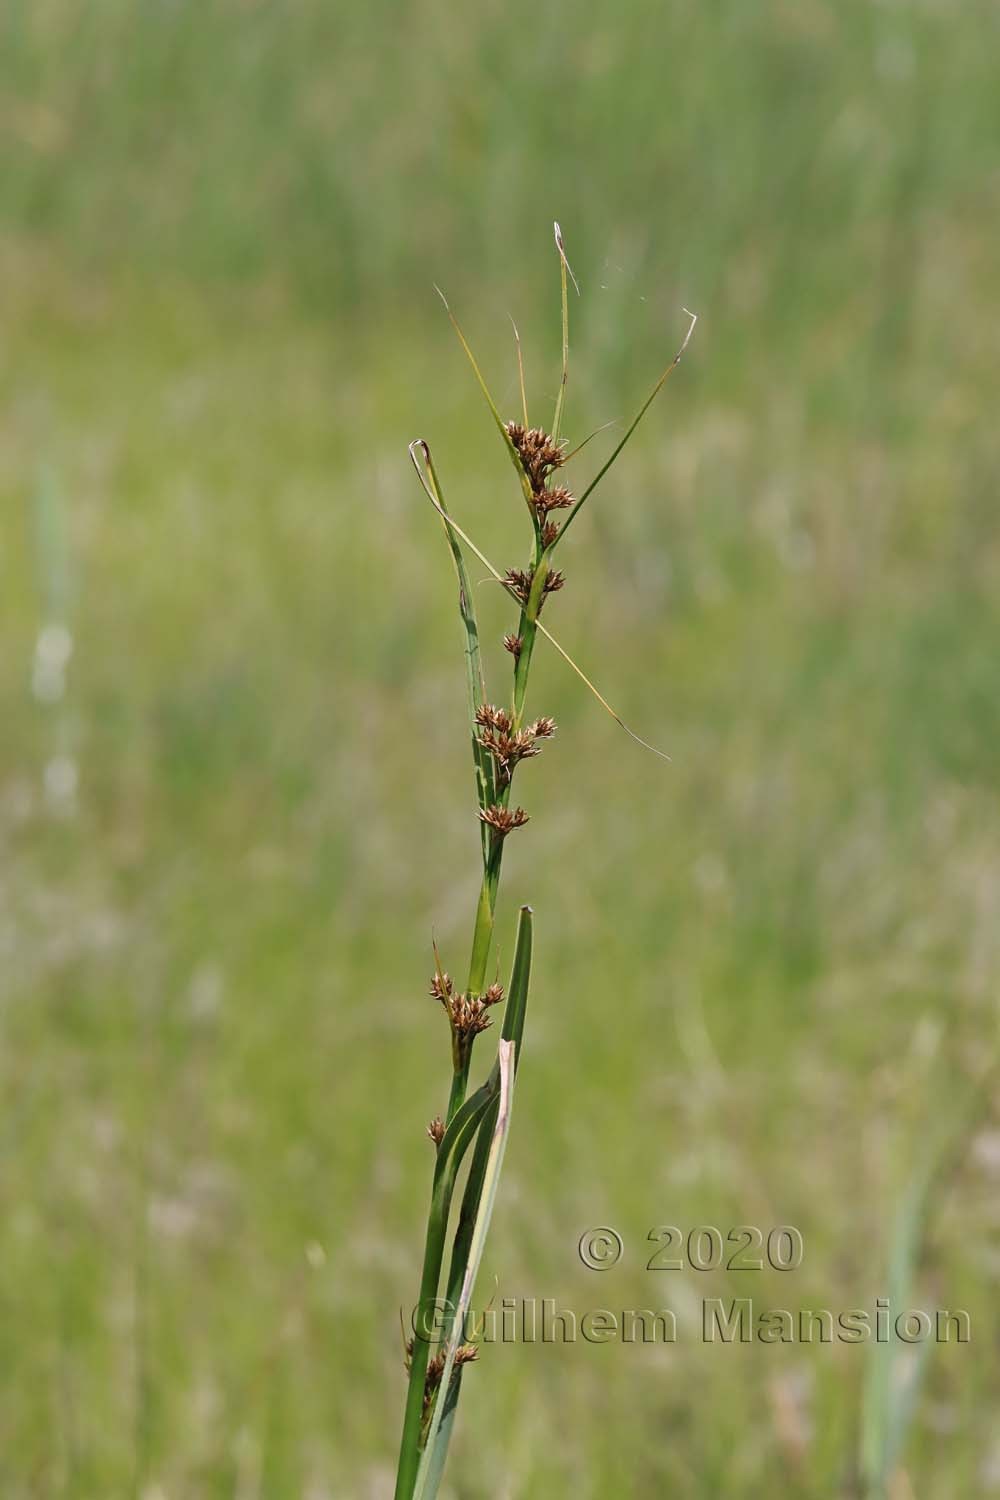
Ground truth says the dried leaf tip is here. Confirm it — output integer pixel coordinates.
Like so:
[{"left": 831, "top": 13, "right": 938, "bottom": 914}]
[{"left": 553, "top": 221, "right": 581, "bottom": 295}]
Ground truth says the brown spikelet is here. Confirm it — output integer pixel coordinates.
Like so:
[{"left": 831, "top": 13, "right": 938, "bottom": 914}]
[
  {"left": 505, "top": 421, "right": 566, "bottom": 491},
  {"left": 503, "top": 633, "right": 523, "bottom": 660},
  {"left": 453, "top": 994, "right": 492, "bottom": 1039},
  {"left": 427, "top": 1116, "right": 445, "bottom": 1146},
  {"left": 429, "top": 971, "right": 454, "bottom": 1005},
  {"left": 421, "top": 1344, "right": 479, "bottom": 1417},
  {"left": 479, "top": 804, "right": 529, "bottom": 836},
  {"left": 476, "top": 725, "right": 543, "bottom": 779},
  {"left": 502, "top": 568, "right": 533, "bottom": 605},
  {"left": 441, "top": 991, "right": 493, "bottom": 1042},
  {"left": 503, "top": 566, "right": 565, "bottom": 611},
  {"left": 474, "top": 703, "right": 513, "bottom": 733},
  {"left": 422, "top": 1350, "right": 446, "bottom": 1414},
  {"left": 533, "top": 484, "right": 574, "bottom": 515},
  {"left": 483, "top": 982, "right": 505, "bottom": 1006},
  {"left": 528, "top": 716, "right": 557, "bottom": 740}
]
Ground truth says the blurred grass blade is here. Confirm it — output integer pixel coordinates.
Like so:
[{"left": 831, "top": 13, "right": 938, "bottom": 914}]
[
  {"left": 414, "top": 1038, "right": 519, "bottom": 1500},
  {"left": 409, "top": 477, "right": 671, "bottom": 761},
  {"left": 555, "top": 308, "right": 697, "bottom": 549},
  {"left": 859, "top": 1086, "right": 988, "bottom": 1497},
  {"left": 409, "top": 440, "right": 495, "bottom": 852}
]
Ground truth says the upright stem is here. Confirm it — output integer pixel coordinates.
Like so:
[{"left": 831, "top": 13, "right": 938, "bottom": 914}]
[
  {"left": 396, "top": 541, "right": 543, "bottom": 1499},
  {"left": 395, "top": 1082, "right": 498, "bottom": 1500},
  {"left": 448, "top": 838, "right": 503, "bottom": 1122},
  {"left": 512, "top": 541, "right": 548, "bottom": 728}
]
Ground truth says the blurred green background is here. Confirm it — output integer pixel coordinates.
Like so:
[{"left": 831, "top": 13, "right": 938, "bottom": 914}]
[{"left": 2, "top": 1, "right": 999, "bottom": 1495}]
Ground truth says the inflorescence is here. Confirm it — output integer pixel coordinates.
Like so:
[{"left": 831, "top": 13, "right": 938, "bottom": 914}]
[
  {"left": 504, "top": 420, "right": 573, "bottom": 598},
  {"left": 404, "top": 1339, "right": 480, "bottom": 1421},
  {"left": 422, "top": 412, "right": 567, "bottom": 1107},
  {"left": 429, "top": 967, "right": 507, "bottom": 1066}
]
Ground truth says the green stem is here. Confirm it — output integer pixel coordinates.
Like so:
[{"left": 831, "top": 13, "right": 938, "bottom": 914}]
[
  {"left": 421, "top": 907, "right": 535, "bottom": 1488},
  {"left": 398, "top": 458, "right": 546, "bottom": 1499},
  {"left": 394, "top": 1083, "right": 498, "bottom": 1500},
  {"left": 512, "top": 543, "right": 549, "bottom": 727},
  {"left": 449, "top": 541, "right": 544, "bottom": 1118},
  {"left": 448, "top": 840, "right": 504, "bottom": 1121}
]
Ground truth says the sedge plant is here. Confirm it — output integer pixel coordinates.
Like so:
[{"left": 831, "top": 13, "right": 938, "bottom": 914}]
[{"left": 394, "top": 226, "right": 695, "bottom": 1500}]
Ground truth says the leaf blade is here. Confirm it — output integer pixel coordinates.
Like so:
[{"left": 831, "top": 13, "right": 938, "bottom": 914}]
[
  {"left": 409, "top": 441, "right": 495, "bottom": 852},
  {"left": 413, "top": 1038, "right": 520, "bottom": 1500}
]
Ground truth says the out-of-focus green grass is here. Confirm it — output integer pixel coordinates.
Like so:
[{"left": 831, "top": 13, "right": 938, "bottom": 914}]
[{"left": 1, "top": 1, "right": 999, "bottom": 1495}]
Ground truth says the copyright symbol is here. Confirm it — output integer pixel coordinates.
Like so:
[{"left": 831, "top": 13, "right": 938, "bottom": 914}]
[{"left": 578, "top": 1227, "right": 623, "bottom": 1270}]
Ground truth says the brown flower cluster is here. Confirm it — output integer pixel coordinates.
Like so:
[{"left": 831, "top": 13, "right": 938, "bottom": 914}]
[
  {"left": 430, "top": 967, "right": 506, "bottom": 1045},
  {"left": 506, "top": 421, "right": 575, "bottom": 550},
  {"left": 505, "top": 423, "right": 564, "bottom": 490},
  {"left": 502, "top": 566, "right": 566, "bottom": 610},
  {"left": 405, "top": 1342, "right": 478, "bottom": 1416},
  {"left": 474, "top": 703, "right": 557, "bottom": 789},
  {"left": 479, "top": 804, "right": 529, "bottom": 837},
  {"left": 475, "top": 704, "right": 536, "bottom": 779},
  {"left": 533, "top": 484, "right": 574, "bottom": 517}
]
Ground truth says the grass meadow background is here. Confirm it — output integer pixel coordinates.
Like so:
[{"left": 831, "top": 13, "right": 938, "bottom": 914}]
[{"left": 2, "top": 1, "right": 999, "bottom": 1495}]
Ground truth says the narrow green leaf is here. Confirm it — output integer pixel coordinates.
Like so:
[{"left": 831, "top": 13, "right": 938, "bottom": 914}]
[
  {"left": 421, "top": 907, "right": 534, "bottom": 1495},
  {"left": 408, "top": 478, "right": 672, "bottom": 762},
  {"left": 554, "top": 307, "right": 697, "bottom": 549},
  {"left": 551, "top": 221, "right": 578, "bottom": 444},
  {"left": 434, "top": 286, "right": 535, "bottom": 510},
  {"left": 409, "top": 440, "right": 495, "bottom": 856},
  {"left": 510, "top": 314, "right": 529, "bottom": 429},
  {"left": 413, "top": 1039, "right": 519, "bottom": 1500},
  {"left": 394, "top": 1077, "right": 499, "bottom": 1500},
  {"left": 499, "top": 904, "right": 533, "bottom": 1057}
]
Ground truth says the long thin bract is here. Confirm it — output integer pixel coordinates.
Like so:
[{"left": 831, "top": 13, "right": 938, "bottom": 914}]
[
  {"left": 410, "top": 472, "right": 672, "bottom": 762},
  {"left": 554, "top": 308, "right": 697, "bottom": 549}
]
